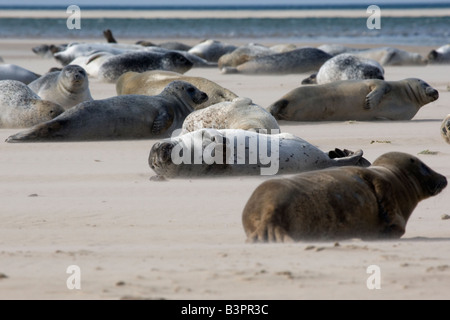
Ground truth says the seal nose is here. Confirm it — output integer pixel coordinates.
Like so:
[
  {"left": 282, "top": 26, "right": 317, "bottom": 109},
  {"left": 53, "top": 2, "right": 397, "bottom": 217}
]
[{"left": 426, "top": 87, "right": 439, "bottom": 100}]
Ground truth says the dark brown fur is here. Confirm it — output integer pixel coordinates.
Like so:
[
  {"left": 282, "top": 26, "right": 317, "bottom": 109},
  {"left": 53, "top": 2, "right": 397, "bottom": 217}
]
[{"left": 242, "top": 152, "right": 447, "bottom": 242}]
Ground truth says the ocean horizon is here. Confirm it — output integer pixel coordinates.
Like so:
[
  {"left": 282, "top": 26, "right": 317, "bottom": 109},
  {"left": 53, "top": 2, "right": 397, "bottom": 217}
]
[{"left": 0, "top": 4, "right": 449, "bottom": 45}]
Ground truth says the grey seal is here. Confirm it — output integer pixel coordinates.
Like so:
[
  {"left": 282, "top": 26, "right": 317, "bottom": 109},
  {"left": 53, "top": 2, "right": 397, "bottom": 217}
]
[
  {"left": 301, "top": 54, "right": 384, "bottom": 85},
  {"left": 181, "top": 97, "right": 280, "bottom": 133},
  {"left": 97, "top": 51, "right": 193, "bottom": 83},
  {"left": 28, "top": 65, "right": 93, "bottom": 110},
  {"left": 149, "top": 128, "right": 370, "bottom": 179},
  {"left": 221, "top": 48, "right": 332, "bottom": 75},
  {"left": 0, "top": 80, "right": 64, "bottom": 128},
  {"left": 0, "top": 64, "right": 40, "bottom": 84},
  {"left": 6, "top": 81, "right": 208, "bottom": 142}
]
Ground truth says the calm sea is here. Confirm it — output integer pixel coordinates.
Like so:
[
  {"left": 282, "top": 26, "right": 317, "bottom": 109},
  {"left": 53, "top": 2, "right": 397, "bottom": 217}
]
[{"left": 0, "top": 4, "right": 449, "bottom": 45}]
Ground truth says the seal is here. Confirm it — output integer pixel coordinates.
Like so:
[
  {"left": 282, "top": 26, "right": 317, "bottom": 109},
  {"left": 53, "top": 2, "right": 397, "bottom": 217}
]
[
  {"left": 217, "top": 43, "right": 277, "bottom": 69},
  {"left": 28, "top": 65, "right": 93, "bottom": 110},
  {"left": 116, "top": 70, "right": 237, "bottom": 110},
  {"left": 97, "top": 51, "right": 193, "bottom": 83},
  {"left": 353, "top": 47, "right": 427, "bottom": 66},
  {"left": 428, "top": 44, "right": 450, "bottom": 64},
  {"left": 32, "top": 43, "right": 67, "bottom": 58},
  {"left": 221, "top": 48, "right": 332, "bottom": 75},
  {"left": 69, "top": 52, "right": 114, "bottom": 78},
  {"left": 317, "top": 44, "right": 367, "bottom": 56},
  {"left": 53, "top": 42, "right": 145, "bottom": 65},
  {"left": 242, "top": 152, "right": 447, "bottom": 242},
  {"left": 148, "top": 128, "right": 370, "bottom": 179},
  {"left": 5, "top": 81, "right": 208, "bottom": 142},
  {"left": 441, "top": 114, "right": 450, "bottom": 144},
  {"left": 301, "top": 54, "right": 384, "bottom": 85},
  {"left": 0, "top": 64, "right": 40, "bottom": 84},
  {"left": 268, "top": 78, "right": 439, "bottom": 121},
  {"left": 188, "top": 39, "right": 238, "bottom": 63},
  {"left": 181, "top": 97, "right": 280, "bottom": 133},
  {"left": 0, "top": 80, "right": 64, "bottom": 128}
]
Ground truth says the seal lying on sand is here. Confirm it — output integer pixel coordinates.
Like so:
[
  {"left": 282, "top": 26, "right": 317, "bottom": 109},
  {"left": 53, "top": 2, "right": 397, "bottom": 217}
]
[
  {"left": 116, "top": 70, "right": 237, "bottom": 110},
  {"left": 0, "top": 80, "right": 64, "bottom": 128},
  {"left": 301, "top": 54, "right": 384, "bottom": 85},
  {"left": 269, "top": 78, "right": 439, "bottom": 121},
  {"left": 97, "top": 51, "right": 193, "bottom": 83},
  {"left": 28, "top": 65, "right": 93, "bottom": 110},
  {"left": 148, "top": 128, "right": 370, "bottom": 179},
  {"left": 221, "top": 48, "right": 332, "bottom": 75},
  {"left": 181, "top": 97, "right": 280, "bottom": 133},
  {"left": 242, "top": 152, "right": 447, "bottom": 242},
  {"left": 6, "top": 81, "right": 207, "bottom": 142},
  {"left": 0, "top": 64, "right": 40, "bottom": 84},
  {"left": 428, "top": 44, "right": 450, "bottom": 64},
  {"left": 188, "top": 39, "right": 238, "bottom": 63}
]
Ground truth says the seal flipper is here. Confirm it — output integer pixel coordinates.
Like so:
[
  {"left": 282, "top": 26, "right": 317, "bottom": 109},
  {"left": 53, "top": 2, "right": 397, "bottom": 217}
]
[
  {"left": 151, "top": 111, "right": 174, "bottom": 136},
  {"left": 328, "top": 148, "right": 371, "bottom": 167},
  {"left": 364, "top": 82, "right": 391, "bottom": 110}
]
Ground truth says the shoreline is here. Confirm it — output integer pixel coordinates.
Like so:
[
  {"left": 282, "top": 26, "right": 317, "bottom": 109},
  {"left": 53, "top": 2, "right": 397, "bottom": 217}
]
[{"left": 1, "top": 8, "right": 450, "bottom": 19}]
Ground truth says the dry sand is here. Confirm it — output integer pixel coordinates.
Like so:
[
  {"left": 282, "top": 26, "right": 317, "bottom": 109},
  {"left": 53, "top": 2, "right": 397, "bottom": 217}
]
[{"left": 0, "top": 34, "right": 450, "bottom": 301}]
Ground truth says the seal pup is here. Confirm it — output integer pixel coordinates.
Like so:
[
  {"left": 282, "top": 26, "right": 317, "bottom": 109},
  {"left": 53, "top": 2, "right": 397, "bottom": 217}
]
[
  {"left": 301, "top": 54, "right": 384, "bottom": 85},
  {"left": 6, "top": 81, "right": 208, "bottom": 142},
  {"left": 116, "top": 70, "right": 237, "bottom": 110},
  {"left": 0, "top": 64, "right": 41, "bottom": 84},
  {"left": 181, "top": 97, "right": 280, "bottom": 133},
  {"left": 269, "top": 78, "right": 439, "bottom": 121},
  {"left": 148, "top": 128, "right": 370, "bottom": 179},
  {"left": 428, "top": 44, "right": 450, "bottom": 64},
  {"left": 242, "top": 152, "right": 447, "bottom": 242},
  {"left": 221, "top": 48, "right": 332, "bottom": 75},
  {"left": 97, "top": 51, "right": 193, "bottom": 83},
  {"left": 28, "top": 65, "right": 93, "bottom": 110},
  {"left": 188, "top": 39, "right": 238, "bottom": 63},
  {"left": 0, "top": 80, "right": 64, "bottom": 128},
  {"left": 441, "top": 114, "right": 450, "bottom": 144}
]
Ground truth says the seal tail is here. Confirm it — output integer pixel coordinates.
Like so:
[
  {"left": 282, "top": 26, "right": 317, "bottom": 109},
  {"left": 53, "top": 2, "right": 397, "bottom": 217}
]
[{"left": 328, "top": 148, "right": 371, "bottom": 167}]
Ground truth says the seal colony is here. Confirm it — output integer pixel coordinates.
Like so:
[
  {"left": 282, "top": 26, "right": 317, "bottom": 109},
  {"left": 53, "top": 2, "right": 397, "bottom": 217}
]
[
  {"left": 242, "top": 152, "right": 447, "bottom": 242},
  {"left": 2, "top": 36, "right": 448, "bottom": 250}
]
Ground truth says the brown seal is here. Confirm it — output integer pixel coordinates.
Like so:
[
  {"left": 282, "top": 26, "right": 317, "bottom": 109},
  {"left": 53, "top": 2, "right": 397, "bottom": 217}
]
[{"left": 242, "top": 152, "right": 447, "bottom": 243}]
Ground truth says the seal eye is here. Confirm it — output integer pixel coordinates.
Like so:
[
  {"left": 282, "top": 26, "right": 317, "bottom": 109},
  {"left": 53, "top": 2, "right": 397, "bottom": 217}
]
[
  {"left": 187, "top": 87, "right": 195, "bottom": 93},
  {"left": 420, "top": 163, "right": 431, "bottom": 176}
]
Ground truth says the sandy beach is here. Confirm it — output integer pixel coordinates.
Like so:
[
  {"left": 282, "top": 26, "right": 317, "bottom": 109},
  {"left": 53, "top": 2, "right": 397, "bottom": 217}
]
[{"left": 0, "top": 14, "right": 450, "bottom": 300}]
